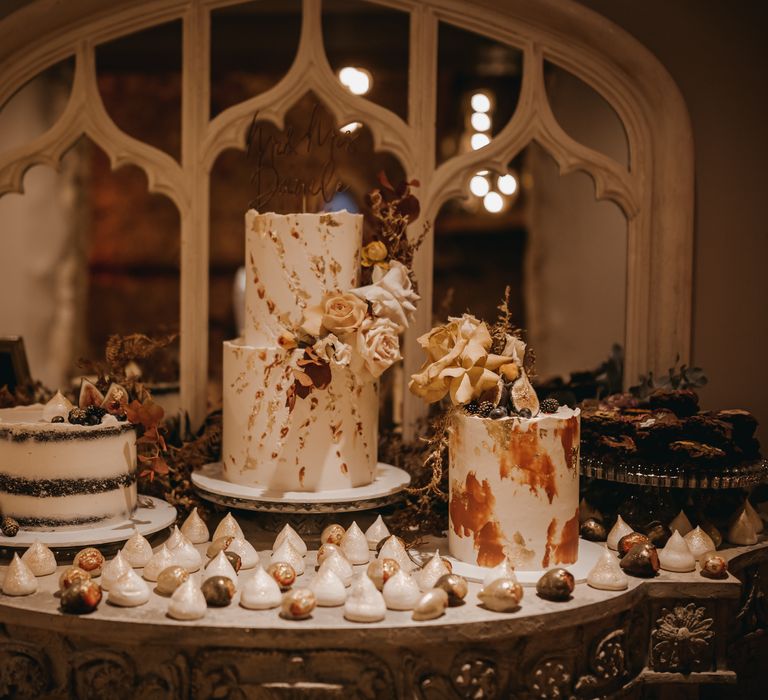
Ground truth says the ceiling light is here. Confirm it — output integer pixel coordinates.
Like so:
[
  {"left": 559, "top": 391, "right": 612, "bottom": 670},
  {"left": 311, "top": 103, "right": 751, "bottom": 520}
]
[
  {"left": 470, "top": 112, "right": 491, "bottom": 132},
  {"left": 469, "top": 175, "right": 490, "bottom": 197},
  {"left": 470, "top": 92, "right": 491, "bottom": 113},
  {"left": 483, "top": 191, "right": 504, "bottom": 213},
  {"left": 471, "top": 133, "right": 490, "bottom": 150},
  {"left": 338, "top": 67, "right": 372, "bottom": 95},
  {"left": 497, "top": 173, "right": 518, "bottom": 195}
]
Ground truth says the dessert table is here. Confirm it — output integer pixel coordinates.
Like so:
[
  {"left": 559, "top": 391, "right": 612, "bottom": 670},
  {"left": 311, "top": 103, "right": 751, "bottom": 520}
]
[{"left": 0, "top": 517, "right": 765, "bottom": 700}]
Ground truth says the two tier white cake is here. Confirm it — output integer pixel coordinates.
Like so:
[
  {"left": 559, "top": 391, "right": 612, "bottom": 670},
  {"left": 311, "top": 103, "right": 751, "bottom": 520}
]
[{"left": 222, "top": 211, "right": 379, "bottom": 491}]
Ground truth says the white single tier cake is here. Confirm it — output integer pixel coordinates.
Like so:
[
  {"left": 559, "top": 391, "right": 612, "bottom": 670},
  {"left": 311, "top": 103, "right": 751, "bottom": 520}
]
[
  {"left": 0, "top": 404, "right": 137, "bottom": 528},
  {"left": 448, "top": 406, "right": 580, "bottom": 570},
  {"left": 222, "top": 210, "right": 378, "bottom": 491}
]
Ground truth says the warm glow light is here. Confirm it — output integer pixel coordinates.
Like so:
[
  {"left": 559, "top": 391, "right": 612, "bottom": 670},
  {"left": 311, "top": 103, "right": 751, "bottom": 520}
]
[
  {"left": 497, "top": 173, "right": 518, "bottom": 195},
  {"left": 470, "top": 92, "right": 491, "bottom": 113},
  {"left": 338, "top": 66, "right": 371, "bottom": 95},
  {"left": 471, "top": 133, "right": 490, "bottom": 150},
  {"left": 483, "top": 191, "right": 504, "bottom": 213},
  {"left": 340, "top": 122, "right": 362, "bottom": 133},
  {"left": 469, "top": 175, "right": 490, "bottom": 197},
  {"left": 470, "top": 112, "right": 491, "bottom": 131}
]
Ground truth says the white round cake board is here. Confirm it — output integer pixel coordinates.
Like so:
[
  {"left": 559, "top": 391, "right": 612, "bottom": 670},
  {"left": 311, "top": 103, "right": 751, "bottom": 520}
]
[
  {"left": 192, "top": 461, "right": 410, "bottom": 513},
  {"left": 445, "top": 539, "right": 606, "bottom": 587},
  {"left": 0, "top": 496, "right": 177, "bottom": 549}
]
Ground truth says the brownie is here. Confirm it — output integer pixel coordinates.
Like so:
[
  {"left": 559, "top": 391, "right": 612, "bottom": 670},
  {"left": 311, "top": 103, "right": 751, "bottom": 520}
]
[{"left": 648, "top": 389, "right": 700, "bottom": 417}]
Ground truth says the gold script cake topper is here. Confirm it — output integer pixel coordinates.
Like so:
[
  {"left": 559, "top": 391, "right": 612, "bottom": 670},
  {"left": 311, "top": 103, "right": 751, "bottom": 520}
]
[{"left": 246, "top": 103, "right": 358, "bottom": 212}]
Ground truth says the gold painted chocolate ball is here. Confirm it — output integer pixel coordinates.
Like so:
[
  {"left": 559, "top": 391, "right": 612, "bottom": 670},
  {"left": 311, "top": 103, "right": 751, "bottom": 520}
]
[
  {"left": 434, "top": 573, "right": 468, "bottom": 606},
  {"left": 60, "top": 579, "right": 102, "bottom": 614},
  {"left": 58, "top": 566, "right": 91, "bottom": 591},
  {"left": 267, "top": 561, "right": 296, "bottom": 590},
  {"left": 320, "top": 524, "right": 345, "bottom": 546},
  {"left": 280, "top": 588, "right": 317, "bottom": 620},
  {"left": 74, "top": 547, "right": 105, "bottom": 577},
  {"left": 156, "top": 566, "right": 190, "bottom": 596},
  {"left": 367, "top": 558, "right": 400, "bottom": 591},
  {"left": 201, "top": 576, "right": 236, "bottom": 607}
]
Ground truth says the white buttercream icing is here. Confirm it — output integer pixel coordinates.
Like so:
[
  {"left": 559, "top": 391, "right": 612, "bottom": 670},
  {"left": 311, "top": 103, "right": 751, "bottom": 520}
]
[
  {"left": 143, "top": 545, "right": 174, "bottom": 582},
  {"left": 212, "top": 513, "right": 244, "bottom": 541},
  {"left": 21, "top": 540, "right": 56, "bottom": 576},
  {"left": 365, "top": 515, "right": 390, "bottom": 550},
  {"left": 167, "top": 578, "right": 206, "bottom": 620},
  {"left": 382, "top": 570, "right": 421, "bottom": 610},
  {"left": 318, "top": 552, "right": 354, "bottom": 587},
  {"left": 180, "top": 508, "right": 210, "bottom": 544},
  {"left": 270, "top": 540, "right": 305, "bottom": 575},
  {"left": 108, "top": 569, "right": 150, "bottom": 607},
  {"left": 240, "top": 567, "right": 282, "bottom": 610},
  {"left": 586, "top": 548, "right": 628, "bottom": 591},
  {"left": 343, "top": 573, "right": 386, "bottom": 622},
  {"left": 658, "top": 531, "right": 696, "bottom": 572},
  {"left": 122, "top": 528, "right": 153, "bottom": 568},
  {"left": 340, "top": 522, "right": 369, "bottom": 565},
  {"left": 2, "top": 553, "right": 38, "bottom": 595},
  {"left": 273, "top": 524, "right": 307, "bottom": 557},
  {"left": 204, "top": 550, "right": 239, "bottom": 587},
  {"left": 309, "top": 567, "right": 347, "bottom": 607},
  {"left": 101, "top": 550, "right": 132, "bottom": 591},
  {"left": 607, "top": 516, "right": 634, "bottom": 551}
]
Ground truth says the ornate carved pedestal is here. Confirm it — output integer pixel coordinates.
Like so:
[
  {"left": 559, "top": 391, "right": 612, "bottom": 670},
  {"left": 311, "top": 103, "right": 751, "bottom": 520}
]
[{"left": 0, "top": 540, "right": 765, "bottom": 699}]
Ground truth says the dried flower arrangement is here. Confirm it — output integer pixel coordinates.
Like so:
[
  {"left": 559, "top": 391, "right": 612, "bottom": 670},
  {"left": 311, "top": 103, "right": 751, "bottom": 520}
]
[
  {"left": 389, "top": 288, "right": 560, "bottom": 536},
  {"left": 409, "top": 286, "right": 552, "bottom": 419},
  {"left": 285, "top": 174, "right": 426, "bottom": 405},
  {"left": 77, "top": 333, "right": 178, "bottom": 484}
]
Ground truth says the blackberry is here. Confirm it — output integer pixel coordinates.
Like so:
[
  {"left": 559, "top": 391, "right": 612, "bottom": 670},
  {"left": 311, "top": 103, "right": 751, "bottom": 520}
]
[
  {"left": 51, "top": 415, "right": 65, "bottom": 423},
  {"left": 68, "top": 408, "right": 88, "bottom": 425},
  {"left": 540, "top": 398, "right": 560, "bottom": 414},
  {"left": 464, "top": 401, "right": 480, "bottom": 415},
  {"left": 85, "top": 405, "right": 107, "bottom": 419},
  {"left": 478, "top": 401, "right": 495, "bottom": 417}
]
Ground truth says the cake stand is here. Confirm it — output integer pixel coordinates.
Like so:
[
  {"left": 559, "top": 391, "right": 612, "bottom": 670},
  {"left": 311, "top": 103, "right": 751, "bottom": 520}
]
[
  {"left": 192, "top": 461, "right": 410, "bottom": 524},
  {"left": 0, "top": 495, "right": 177, "bottom": 552}
]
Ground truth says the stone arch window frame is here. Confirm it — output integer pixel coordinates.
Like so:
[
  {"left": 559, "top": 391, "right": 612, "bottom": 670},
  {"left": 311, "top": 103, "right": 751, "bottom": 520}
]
[{"left": 0, "top": 0, "right": 693, "bottom": 432}]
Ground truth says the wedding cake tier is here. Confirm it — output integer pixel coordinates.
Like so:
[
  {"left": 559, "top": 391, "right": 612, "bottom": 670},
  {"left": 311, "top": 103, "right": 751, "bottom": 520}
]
[
  {"left": 223, "top": 210, "right": 379, "bottom": 491},
  {"left": 448, "top": 406, "right": 580, "bottom": 570},
  {"left": 0, "top": 404, "right": 137, "bottom": 528}
]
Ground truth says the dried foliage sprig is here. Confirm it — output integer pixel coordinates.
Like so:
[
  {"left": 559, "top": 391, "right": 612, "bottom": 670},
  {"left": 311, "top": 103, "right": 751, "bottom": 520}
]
[
  {"left": 0, "top": 381, "right": 53, "bottom": 409},
  {"left": 366, "top": 172, "right": 428, "bottom": 273},
  {"left": 380, "top": 409, "right": 451, "bottom": 537}
]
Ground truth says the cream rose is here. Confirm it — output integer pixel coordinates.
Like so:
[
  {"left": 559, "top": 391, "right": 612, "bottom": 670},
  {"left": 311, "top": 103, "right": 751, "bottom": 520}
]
[
  {"left": 356, "top": 317, "right": 402, "bottom": 378},
  {"left": 313, "top": 333, "right": 353, "bottom": 367},
  {"left": 408, "top": 313, "right": 514, "bottom": 404},
  {"left": 351, "top": 260, "right": 419, "bottom": 331},
  {"left": 301, "top": 292, "right": 368, "bottom": 338}
]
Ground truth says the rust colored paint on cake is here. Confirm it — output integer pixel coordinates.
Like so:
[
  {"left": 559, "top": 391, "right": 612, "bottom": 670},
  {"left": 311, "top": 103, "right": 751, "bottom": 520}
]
[
  {"left": 497, "top": 427, "right": 557, "bottom": 503},
  {"left": 556, "top": 417, "right": 579, "bottom": 471},
  {"left": 450, "top": 472, "right": 510, "bottom": 567},
  {"left": 340, "top": 462, "right": 348, "bottom": 474},
  {"left": 475, "top": 520, "right": 507, "bottom": 567},
  {"left": 553, "top": 508, "right": 579, "bottom": 564},
  {"left": 541, "top": 508, "right": 580, "bottom": 568},
  {"left": 298, "top": 467, "right": 305, "bottom": 487},
  {"left": 449, "top": 472, "right": 496, "bottom": 537},
  {"left": 542, "top": 517, "right": 558, "bottom": 568}
]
